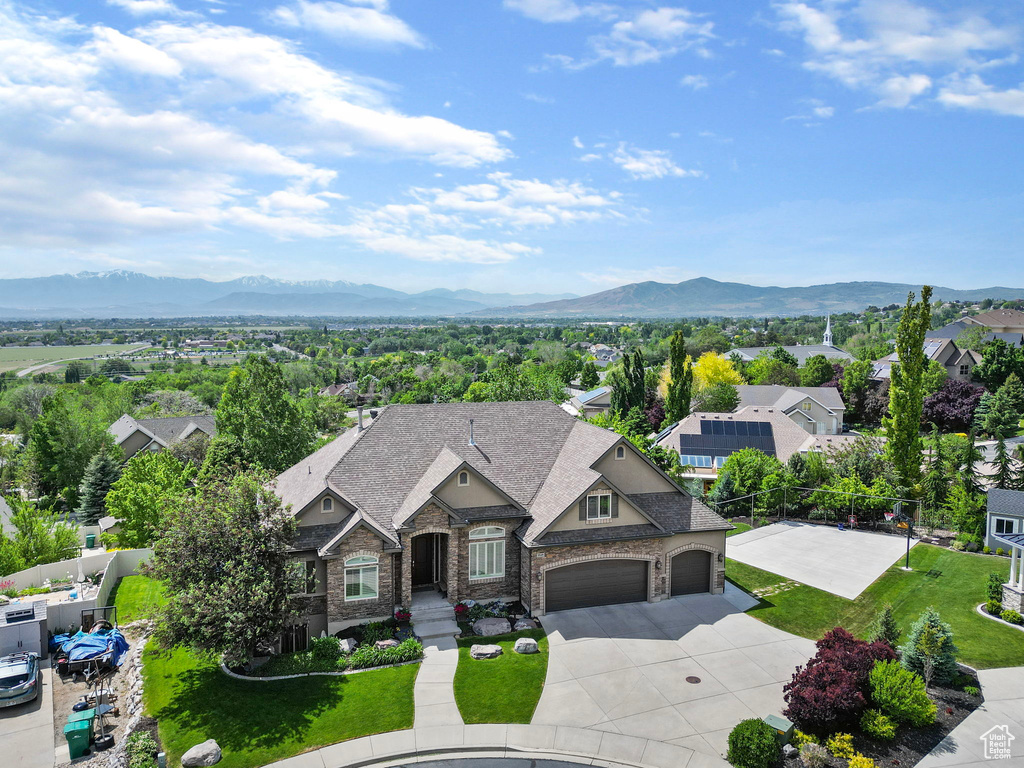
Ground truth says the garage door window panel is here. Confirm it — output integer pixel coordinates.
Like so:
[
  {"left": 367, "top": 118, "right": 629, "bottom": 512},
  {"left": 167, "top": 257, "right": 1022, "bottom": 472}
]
[{"left": 469, "top": 526, "right": 505, "bottom": 580}]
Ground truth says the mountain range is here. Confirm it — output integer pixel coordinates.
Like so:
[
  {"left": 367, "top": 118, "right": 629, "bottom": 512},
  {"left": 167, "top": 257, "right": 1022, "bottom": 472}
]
[
  {"left": 0, "top": 271, "right": 575, "bottom": 318},
  {"left": 0, "top": 272, "right": 1022, "bottom": 319}
]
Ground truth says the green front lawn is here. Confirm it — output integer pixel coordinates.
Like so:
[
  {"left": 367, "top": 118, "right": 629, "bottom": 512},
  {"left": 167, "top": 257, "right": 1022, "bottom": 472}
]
[
  {"left": 143, "top": 643, "right": 417, "bottom": 768},
  {"left": 727, "top": 522, "right": 752, "bottom": 537},
  {"left": 726, "top": 544, "right": 1019, "bottom": 669},
  {"left": 453, "top": 629, "right": 548, "bottom": 723},
  {"left": 111, "top": 575, "right": 167, "bottom": 623}
]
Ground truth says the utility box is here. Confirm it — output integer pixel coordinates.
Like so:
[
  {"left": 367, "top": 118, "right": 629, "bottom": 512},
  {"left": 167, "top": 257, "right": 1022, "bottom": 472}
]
[{"left": 763, "top": 714, "right": 795, "bottom": 744}]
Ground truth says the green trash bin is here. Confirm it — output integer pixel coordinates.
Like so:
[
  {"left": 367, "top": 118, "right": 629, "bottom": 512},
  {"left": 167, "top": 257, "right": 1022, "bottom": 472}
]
[
  {"left": 85, "top": 533, "right": 96, "bottom": 548},
  {"left": 67, "top": 707, "right": 96, "bottom": 727},
  {"left": 64, "top": 720, "right": 92, "bottom": 759}
]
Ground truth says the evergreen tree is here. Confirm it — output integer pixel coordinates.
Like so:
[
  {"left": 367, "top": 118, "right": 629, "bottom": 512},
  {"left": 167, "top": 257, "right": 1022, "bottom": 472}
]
[
  {"left": 983, "top": 388, "right": 1021, "bottom": 439},
  {"left": 664, "top": 331, "right": 693, "bottom": 424},
  {"left": 999, "top": 372, "right": 1024, "bottom": 414},
  {"left": 900, "top": 607, "right": 959, "bottom": 685},
  {"left": 610, "top": 350, "right": 646, "bottom": 417},
  {"left": 993, "top": 436, "right": 1015, "bottom": 490},
  {"left": 921, "top": 424, "right": 948, "bottom": 515},
  {"left": 959, "top": 431, "right": 985, "bottom": 496},
  {"left": 884, "top": 286, "right": 932, "bottom": 489},
  {"left": 75, "top": 449, "right": 122, "bottom": 525},
  {"left": 870, "top": 604, "right": 901, "bottom": 647},
  {"left": 580, "top": 361, "right": 600, "bottom": 390}
]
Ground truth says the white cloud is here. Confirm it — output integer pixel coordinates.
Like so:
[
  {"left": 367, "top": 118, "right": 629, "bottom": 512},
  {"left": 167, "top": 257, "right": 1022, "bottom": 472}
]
[
  {"left": 106, "top": 0, "right": 182, "bottom": 16},
  {"left": 610, "top": 143, "right": 703, "bottom": 180},
  {"left": 89, "top": 26, "right": 183, "bottom": 77},
  {"left": 775, "top": 0, "right": 1018, "bottom": 112},
  {"left": 503, "top": 0, "right": 583, "bottom": 23},
  {"left": 572, "top": 136, "right": 584, "bottom": 148},
  {"left": 268, "top": 0, "right": 425, "bottom": 48},
  {"left": 813, "top": 104, "right": 834, "bottom": 117},
  {"left": 938, "top": 74, "right": 1024, "bottom": 117},
  {"left": 680, "top": 74, "right": 709, "bottom": 90}
]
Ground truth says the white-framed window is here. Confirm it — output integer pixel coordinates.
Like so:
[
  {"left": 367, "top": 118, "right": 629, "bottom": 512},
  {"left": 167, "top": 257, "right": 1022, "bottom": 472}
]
[
  {"left": 801, "top": 402, "right": 812, "bottom": 411},
  {"left": 615, "top": 445, "right": 626, "bottom": 460},
  {"left": 344, "top": 555, "right": 379, "bottom": 601},
  {"left": 321, "top": 497, "right": 333, "bottom": 513},
  {"left": 680, "top": 455, "right": 714, "bottom": 468},
  {"left": 994, "top": 517, "right": 1017, "bottom": 536},
  {"left": 469, "top": 526, "right": 504, "bottom": 580},
  {"left": 587, "top": 492, "right": 612, "bottom": 520},
  {"left": 458, "top": 470, "right": 470, "bottom": 487},
  {"left": 959, "top": 364, "right": 970, "bottom": 376}
]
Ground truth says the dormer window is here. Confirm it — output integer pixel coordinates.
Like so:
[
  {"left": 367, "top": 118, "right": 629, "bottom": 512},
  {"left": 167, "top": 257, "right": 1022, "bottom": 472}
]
[
  {"left": 615, "top": 446, "right": 625, "bottom": 460},
  {"left": 458, "top": 470, "right": 470, "bottom": 487},
  {"left": 321, "top": 497, "right": 333, "bottom": 513},
  {"left": 587, "top": 492, "right": 613, "bottom": 520}
]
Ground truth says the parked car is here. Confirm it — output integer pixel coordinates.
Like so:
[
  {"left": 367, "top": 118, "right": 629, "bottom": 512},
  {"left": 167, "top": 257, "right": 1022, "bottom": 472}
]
[{"left": 0, "top": 652, "right": 40, "bottom": 707}]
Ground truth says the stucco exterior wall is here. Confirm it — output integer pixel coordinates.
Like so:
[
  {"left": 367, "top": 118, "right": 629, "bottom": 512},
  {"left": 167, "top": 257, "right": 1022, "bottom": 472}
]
[
  {"left": 294, "top": 491, "right": 350, "bottom": 526},
  {"left": 120, "top": 430, "right": 153, "bottom": 460},
  {"left": 547, "top": 488, "right": 651, "bottom": 532},
  {"left": 435, "top": 471, "right": 509, "bottom": 509},
  {"left": 790, "top": 399, "right": 840, "bottom": 435},
  {"left": 594, "top": 447, "right": 677, "bottom": 494}
]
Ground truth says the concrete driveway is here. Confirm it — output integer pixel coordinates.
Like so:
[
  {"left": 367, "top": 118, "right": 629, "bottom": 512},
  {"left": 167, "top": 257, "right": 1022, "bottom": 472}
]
[
  {"left": 0, "top": 661, "right": 54, "bottom": 768},
  {"left": 533, "top": 590, "right": 816, "bottom": 763},
  {"left": 727, "top": 521, "right": 917, "bottom": 599}
]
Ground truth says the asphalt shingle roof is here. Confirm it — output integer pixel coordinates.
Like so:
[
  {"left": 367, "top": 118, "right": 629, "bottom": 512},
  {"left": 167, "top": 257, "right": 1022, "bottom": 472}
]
[
  {"left": 536, "top": 524, "right": 666, "bottom": 546},
  {"left": 734, "top": 385, "right": 845, "bottom": 412},
  {"left": 109, "top": 414, "right": 216, "bottom": 447},
  {"left": 988, "top": 488, "right": 1024, "bottom": 516}
]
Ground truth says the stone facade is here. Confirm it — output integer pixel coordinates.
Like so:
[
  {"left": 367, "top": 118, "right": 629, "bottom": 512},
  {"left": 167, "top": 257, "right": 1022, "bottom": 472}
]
[
  {"left": 399, "top": 505, "right": 460, "bottom": 607},
  {"left": 326, "top": 527, "right": 396, "bottom": 627},
  {"left": 519, "top": 543, "right": 533, "bottom": 612},
  {"left": 1003, "top": 583, "right": 1024, "bottom": 613},
  {"left": 456, "top": 518, "right": 522, "bottom": 601}
]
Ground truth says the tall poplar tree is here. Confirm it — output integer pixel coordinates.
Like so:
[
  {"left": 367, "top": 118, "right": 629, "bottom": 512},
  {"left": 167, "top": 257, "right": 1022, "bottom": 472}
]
[
  {"left": 884, "top": 286, "right": 932, "bottom": 489},
  {"left": 664, "top": 331, "right": 693, "bottom": 424}
]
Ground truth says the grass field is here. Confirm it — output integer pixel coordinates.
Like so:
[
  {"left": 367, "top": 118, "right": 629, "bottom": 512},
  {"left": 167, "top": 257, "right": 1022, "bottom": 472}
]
[
  {"left": 143, "top": 643, "right": 417, "bottom": 768},
  {"left": 453, "top": 629, "right": 548, "bottom": 723},
  {"left": 0, "top": 343, "right": 146, "bottom": 373},
  {"left": 726, "top": 543, "right": 1020, "bottom": 669},
  {"left": 727, "top": 522, "right": 752, "bottom": 537},
  {"left": 111, "top": 575, "right": 167, "bottom": 624}
]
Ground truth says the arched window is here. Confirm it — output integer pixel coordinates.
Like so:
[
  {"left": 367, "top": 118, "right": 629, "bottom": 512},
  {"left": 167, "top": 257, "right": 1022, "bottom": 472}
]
[
  {"left": 458, "top": 470, "right": 470, "bottom": 486},
  {"left": 615, "top": 445, "right": 625, "bottom": 460},
  {"left": 468, "top": 527, "right": 504, "bottom": 580},
  {"left": 321, "top": 497, "right": 333, "bottom": 512},
  {"left": 344, "top": 555, "right": 378, "bottom": 601}
]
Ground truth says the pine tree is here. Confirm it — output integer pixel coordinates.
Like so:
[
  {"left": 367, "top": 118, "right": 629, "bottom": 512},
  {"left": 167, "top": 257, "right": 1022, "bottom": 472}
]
[
  {"left": 75, "top": 449, "right": 122, "bottom": 525},
  {"left": 993, "top": 436, "right": 1015, "bottom": 490},
  {"left": 884, "top": 286, "right": 932, "bottom": 488},
  {"left": 900, "top": 607, "right": 959, "bottom": 686},
  {"left": 959, "top": 431, "right": 985, "bottom": 496},
  {"left": 664, "top": 331, "right": 693, "bottom": 424},
  {"left": 983, "top": 388, "right": 1021, "bottom": 439},
  {"left": 921, "top": 424, "right": 948, "bottom": 515},
  {"left": 870, "top": 604, "right": 901, "bottom": 647},
  {"left": 1000, "top": 372, "right": 1024, "bottom": 414}
]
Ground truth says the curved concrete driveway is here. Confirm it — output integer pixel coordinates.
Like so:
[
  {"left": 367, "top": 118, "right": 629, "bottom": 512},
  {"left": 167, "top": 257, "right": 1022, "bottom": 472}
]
[{"left": 533, "top": 588, "right": 817, "bottom": 766}]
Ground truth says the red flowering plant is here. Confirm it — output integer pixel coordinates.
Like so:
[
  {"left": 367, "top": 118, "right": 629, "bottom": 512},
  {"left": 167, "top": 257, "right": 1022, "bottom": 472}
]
[
  {"left": 394, "top": 608, "right": 411, "bottom": 622},
  {"left": 454, "top": 603, "right": 469, "bottom": 617}
]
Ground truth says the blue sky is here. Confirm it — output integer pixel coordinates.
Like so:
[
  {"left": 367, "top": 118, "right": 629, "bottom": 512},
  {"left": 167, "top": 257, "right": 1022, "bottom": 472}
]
[{"left": 0, "top": 0, "right": 1021, "bottom": 295}]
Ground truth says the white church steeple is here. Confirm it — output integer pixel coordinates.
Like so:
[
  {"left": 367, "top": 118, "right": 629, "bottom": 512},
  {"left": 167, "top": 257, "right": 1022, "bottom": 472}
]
[{"left": 823, "top": 315, "right": 834, "bottom": 346}]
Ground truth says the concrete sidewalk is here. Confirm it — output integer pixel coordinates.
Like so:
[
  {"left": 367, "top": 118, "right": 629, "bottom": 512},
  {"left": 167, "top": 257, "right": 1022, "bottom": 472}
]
[{"left": 414, "top": 636, "right": 463, "bottom": 728}]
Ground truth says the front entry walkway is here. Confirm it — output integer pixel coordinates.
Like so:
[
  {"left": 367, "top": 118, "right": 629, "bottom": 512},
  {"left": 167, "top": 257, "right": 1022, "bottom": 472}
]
[
  {"left": 534, "top": 592, "right": 817, "bottom": 765},
  {"left": 727, "top": 521, "right": 917, "bottom": 599}
]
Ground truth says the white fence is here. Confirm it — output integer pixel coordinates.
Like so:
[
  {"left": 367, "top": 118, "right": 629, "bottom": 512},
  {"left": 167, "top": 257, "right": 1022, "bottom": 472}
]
[{"left": 4, "top": 548, "right": 153, "bottom": 632}]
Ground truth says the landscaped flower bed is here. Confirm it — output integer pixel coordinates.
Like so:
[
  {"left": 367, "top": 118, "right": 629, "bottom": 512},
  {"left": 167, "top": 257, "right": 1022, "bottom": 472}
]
[
  {"left": 728, "top": 610, "right": 982, "bottom": 768},
  {"left": 237, "top": 618, "right": 423, "bottom": 678},
  {"left": 455, "top": 599, "right": 534, "bottom": 637}
]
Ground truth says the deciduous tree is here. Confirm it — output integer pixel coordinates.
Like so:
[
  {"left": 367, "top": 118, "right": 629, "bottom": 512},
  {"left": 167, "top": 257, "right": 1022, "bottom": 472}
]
[
  {"left": 664, "top": 331, "right": 693, "bottom": 424},
  {"left": 105, "top": 451, "right": 192, "bottom": 547}
]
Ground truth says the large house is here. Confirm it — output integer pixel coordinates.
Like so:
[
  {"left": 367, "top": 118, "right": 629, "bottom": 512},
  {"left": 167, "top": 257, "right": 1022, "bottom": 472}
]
[
  {"left": 733, "top": 385, "right": 846, "bottom": 435},
  {"left": 273, "top": 401, "right": 731, "bottom": 639},
  {"left": 567, "top": 386, "right": 613, "bottom": 418},
  {"left": 656, "top": 407, "right": 862, "bottom": 492},
  {"left": 871, "top": 338, "right": 981, "bottom": 382},
  {"left": 929, "top": 320, "right": 1023, "bottom": 349},
  {"left": 108, "top": 414, "right": 217, "bottom": 460},
  {"left": 963, "top": 309, "right": 1024, "bottom": 335}
]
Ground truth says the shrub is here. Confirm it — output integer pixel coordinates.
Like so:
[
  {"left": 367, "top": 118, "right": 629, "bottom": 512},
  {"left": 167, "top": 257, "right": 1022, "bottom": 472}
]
[
  {"left": 1001, "top": 609, "right": 1023, "bottom": 625},
  {"left": 964, "top": 685, "right": 980, "bottom": 696},
  {"left": 860, "top": 709, "right": 897, "bottom": 740},
  {"left": 125, "top": 731, "right": 159, "bottom": 768},
  {"left": 361, "top": 621, "right": 395, "bottom": 645},
  {"left": 988, "top": 573, "right": 1006, "bottom": 602},
  {"left": 792, "top": 730, "right": 819, "bottom": 748},
  {"left": 869, "top": 660, "right": 937, "bottom": 727},
  {"left": 799, "top": 743, "right": 828, "bottom": 768},
  {"left": 347, "top": 638, "right": 423, "bottom": 670},
  {"left": 848, "top": 754, "right": 876, "bottom": 768},
  {"left": 996, "top": 548, "right": 1006, "bottom": 556},
  {"left": 951, "top": 540, "right": 965, "bottom": 551},
  {"left": 826, "top": 733, "right": 855, "bottom": 760},
  {"left": 983, "top": 546, "right": 991, "bottom": 554},
  {"left": 987, "top": 600, "right": 1004, "bottom": 616},
  {"left": 726, "top": 718, "right": 782, "bottom": 768},
  {"left": 900, "top": 608, "right": 959, "bottom": 686},
  {"left": 783, "top": 628, "right": 897, "bottom": 729},
  {"left": 309, "top": 635, "right": 341, "bottom": 661},
  {"left": 869, "top": 605, "right": 900, "bottom": 647}
]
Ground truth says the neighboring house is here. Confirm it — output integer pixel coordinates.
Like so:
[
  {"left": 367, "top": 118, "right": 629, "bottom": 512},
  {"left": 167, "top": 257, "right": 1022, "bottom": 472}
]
[
  {"left": 985, "top": 488, "right": 1024, "bottom": 551},
  {"left": 733, "top": 385, "right": 846, "bottom": 435},
  {"left": 273, "top": 401, "right": 731, "bottom": 640},
  {"left": 588, "top": 343, "right": 624, "bottom": 363},
  {"left": 655, "top": 407, "right": 862, "bottom": 492},
  {"left": 319, "top": 382, "right": 360, "bottom": 399},
  {"left": 872, "top": 338, "right": 981, "bottom": 382},
  {"left": 962, "top": 309, "right": 1024, "bottom": 335},
  {"left": 108, "top": 414, "right": 217, "bottom": 460},
  {"left": 728, "top": 316, "right": 854, "bottom": 365},
  {"left": 928, "top": 321, "right": 1023, "bottom": 348},
  {"left": 568, "top": 386, "right": 613, "bottom": 418}
]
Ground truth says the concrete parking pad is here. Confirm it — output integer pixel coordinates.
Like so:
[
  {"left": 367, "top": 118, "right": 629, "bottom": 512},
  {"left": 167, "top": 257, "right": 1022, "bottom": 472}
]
[
  {"left": 2, "top": 661, "right": 54, "bottom": 768},
  {"left": 534, "top": 595, "right": 815, "bottom": 756},
  {"left": 726, "top": 520, "right": 917, "bottom": 599}
]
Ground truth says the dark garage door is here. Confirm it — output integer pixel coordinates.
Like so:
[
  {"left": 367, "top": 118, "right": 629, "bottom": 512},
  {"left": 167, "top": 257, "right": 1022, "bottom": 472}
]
[
  {"left": 671, "top": 550, "right": 712, "bottom": 595},
  {"left": 545, "top": 560, "right": 648, "bottom": 612}
]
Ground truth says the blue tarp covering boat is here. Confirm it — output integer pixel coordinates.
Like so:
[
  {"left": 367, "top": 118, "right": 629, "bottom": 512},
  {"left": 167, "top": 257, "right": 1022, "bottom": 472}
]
[{"left": 56, "top": 630, "right": 130, "bottom": 667}]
